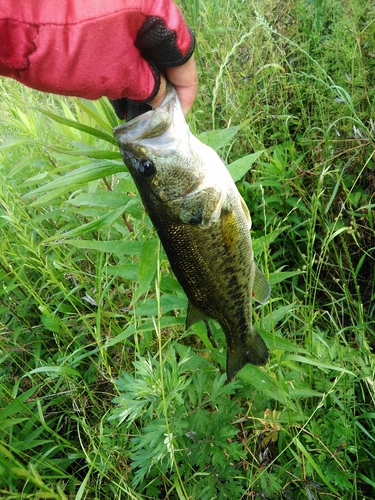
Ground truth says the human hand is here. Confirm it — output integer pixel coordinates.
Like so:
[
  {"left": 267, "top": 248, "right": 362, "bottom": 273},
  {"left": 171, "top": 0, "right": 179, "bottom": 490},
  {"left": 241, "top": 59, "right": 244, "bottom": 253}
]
[
  {"left": 150, "top": 56, "right": 198, "bottom": 116},
  {"left": 0, "top": 0, "right": 197, "bottom": 119}
]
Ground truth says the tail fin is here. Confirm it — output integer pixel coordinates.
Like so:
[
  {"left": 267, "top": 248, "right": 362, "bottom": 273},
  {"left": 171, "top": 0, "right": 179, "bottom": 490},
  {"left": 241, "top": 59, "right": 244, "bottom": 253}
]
[{"left": 226, "top": 327, "right": 268, "bottom": 380}]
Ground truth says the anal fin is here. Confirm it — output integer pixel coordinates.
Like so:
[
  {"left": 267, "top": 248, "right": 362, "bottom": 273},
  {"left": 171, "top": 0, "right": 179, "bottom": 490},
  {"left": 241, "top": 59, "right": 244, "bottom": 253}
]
[
  {"left": 186, "top": 304, "right": 217, "bottom": 349},
  {"left": 186, "top": 301, "right": 206, "bottom": 329}
]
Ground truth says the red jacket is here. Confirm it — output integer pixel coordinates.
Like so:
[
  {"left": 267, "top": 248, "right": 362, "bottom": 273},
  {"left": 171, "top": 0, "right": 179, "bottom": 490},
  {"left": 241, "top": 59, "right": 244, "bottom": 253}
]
[{"left": 0, "top": 0, "right": 194, "bottom": 103}]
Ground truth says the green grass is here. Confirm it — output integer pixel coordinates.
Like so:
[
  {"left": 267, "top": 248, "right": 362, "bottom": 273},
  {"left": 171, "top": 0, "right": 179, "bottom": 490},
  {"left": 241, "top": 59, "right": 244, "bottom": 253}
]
[{"left": 1, "top": 0, "right": 375, "bottom": 498}]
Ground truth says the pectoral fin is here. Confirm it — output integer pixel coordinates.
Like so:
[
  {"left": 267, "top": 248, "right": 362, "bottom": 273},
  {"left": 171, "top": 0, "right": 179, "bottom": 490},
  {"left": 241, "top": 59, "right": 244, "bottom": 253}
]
[
  {"left": 252, "top": 266, "right": 271, "bottom": 303},
  {"left": 179, "top": 187, "right": 221, "bottom": 225}
]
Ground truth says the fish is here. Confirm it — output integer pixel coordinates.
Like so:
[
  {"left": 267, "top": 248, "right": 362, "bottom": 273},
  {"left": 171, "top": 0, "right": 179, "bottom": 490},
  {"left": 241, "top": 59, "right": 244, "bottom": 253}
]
[{"left": 113, "top": 85, "right": 271, "bottom": 379}]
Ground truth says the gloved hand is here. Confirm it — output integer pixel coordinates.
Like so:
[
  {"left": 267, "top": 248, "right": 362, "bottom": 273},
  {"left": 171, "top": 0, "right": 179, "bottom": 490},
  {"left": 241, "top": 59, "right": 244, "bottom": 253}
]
[{"left": 0, "top": 0, "right": 197, "bottom": 120}]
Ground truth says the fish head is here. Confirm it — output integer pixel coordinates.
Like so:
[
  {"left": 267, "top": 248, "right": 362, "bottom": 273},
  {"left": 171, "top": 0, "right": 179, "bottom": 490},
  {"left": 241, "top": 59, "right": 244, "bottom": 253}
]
[{"left": 113, "top": 86, "right": 204, "bottom": 215}]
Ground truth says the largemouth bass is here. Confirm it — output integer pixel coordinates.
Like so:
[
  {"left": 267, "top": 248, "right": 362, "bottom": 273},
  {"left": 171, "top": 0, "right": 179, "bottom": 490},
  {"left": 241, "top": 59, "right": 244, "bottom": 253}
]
[{"left": 113, "top": 86, "right": 270, "bottom": 379}]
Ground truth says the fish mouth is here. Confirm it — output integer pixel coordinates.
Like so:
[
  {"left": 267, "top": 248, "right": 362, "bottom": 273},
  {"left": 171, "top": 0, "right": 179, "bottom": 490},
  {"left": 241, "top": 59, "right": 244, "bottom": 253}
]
[
  {"left": 113, "top": 107, "right": 171, "bottom": 144},
  {"left": 113, "top": 85, "right": 188, "bottom": 155}
]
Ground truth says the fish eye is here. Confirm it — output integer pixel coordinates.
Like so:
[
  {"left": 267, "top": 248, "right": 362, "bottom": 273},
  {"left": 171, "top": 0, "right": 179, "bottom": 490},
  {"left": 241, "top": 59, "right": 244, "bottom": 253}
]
[{"left": 137, "top": 158, "right": 156, "bottom": 177}]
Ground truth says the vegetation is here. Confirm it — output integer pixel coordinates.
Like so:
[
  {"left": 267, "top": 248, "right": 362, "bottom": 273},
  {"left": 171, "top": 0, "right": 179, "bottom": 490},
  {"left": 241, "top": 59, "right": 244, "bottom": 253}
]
[{"left": 1, "top": 0, "right": 374, "bottom": 498}]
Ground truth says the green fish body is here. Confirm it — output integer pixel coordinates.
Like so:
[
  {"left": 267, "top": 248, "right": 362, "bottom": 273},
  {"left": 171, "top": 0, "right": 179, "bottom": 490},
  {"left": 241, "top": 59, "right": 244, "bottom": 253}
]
[{"left": 113, "top": 86, "right": 270, "bottom": 379}]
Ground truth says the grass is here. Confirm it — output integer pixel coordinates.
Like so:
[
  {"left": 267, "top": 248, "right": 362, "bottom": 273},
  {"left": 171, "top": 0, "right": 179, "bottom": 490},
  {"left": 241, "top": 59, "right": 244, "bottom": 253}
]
[{"left": 1, "top": 0, "right": 375, "bottom": 498}]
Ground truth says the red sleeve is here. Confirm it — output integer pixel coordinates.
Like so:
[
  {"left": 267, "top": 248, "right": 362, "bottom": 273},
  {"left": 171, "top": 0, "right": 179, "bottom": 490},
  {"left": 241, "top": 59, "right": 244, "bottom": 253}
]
[{"left": 0, "top": 0, "right": 194, "bottom": 101}]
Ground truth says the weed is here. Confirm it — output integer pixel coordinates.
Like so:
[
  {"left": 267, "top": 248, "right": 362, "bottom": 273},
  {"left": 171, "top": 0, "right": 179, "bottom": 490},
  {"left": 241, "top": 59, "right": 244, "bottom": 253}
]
[{"left": 1, "top": 0, "right": 375, "bottom": 498}]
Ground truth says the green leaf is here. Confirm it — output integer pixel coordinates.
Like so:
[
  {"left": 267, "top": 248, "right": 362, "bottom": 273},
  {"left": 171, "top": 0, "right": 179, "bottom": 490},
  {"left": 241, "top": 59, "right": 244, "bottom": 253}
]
[
  {"left": 238, "top": 365, "right": 294, "bottom": 406},
  {"left": 325, "top": 226, "right": 350, "bottom": 245},
  {"left": 294, "top": 436, "right": 339, "bottom": 495},
  {"left": 22, "top": 171, "right": 50, "bottom": 186},
  {"left": 281, "top": 354, "right": 355, "bottom": 376},
  {"left": 134, "top": 293, "right": 187, "bottom": 317},
  {"left": 227, "top": 151, "right": 264, "bottom": 181},
  {"left": 268, "top": 269, "right": 303, "bottom": 286},
  {"left": 41, "top": 314, "right": 63, "bottom": 334},
  {"left": 106, "top": 263, "right": 139, "bottom": 281},
  {"left": 131, "top": 238, "right": 159, "bottom": 304},
  {"left": 66, "top": 192, "right": 130, "bottom": 209},
  {"left": 75, "top": 467, "right": 93, "bottom": 500},
  {"left": 46, "top": 207, "right": 125, "bottom": 240},
  {"left": 37, "top": 107, "right": 118, "bottom": 145},
  {"left": 27, "top": 160, "right": 124, "bottom": 195},
  {"left": 174, "top": 342, "right": 213, "bottom": 371},
  {"left": 252, "top": 226, "right": 290, "bottom": 256},
  {"left": 24, "top": 366, "right": 82, "bottom": 378},
  {"left": 261, "top": 329, "right": 309, "bottom": 355},
  {"left": 0, "top": 418, "right": 29, "bottom": 430},
  {"left": 0, "top": 387, "right": 38, "bottom": 419},
  {"left": 198, "top": 126, "right": 239, "bottom": 151},
  {"left": 98, "top": 97, "right": 122, "bottom": 129},
  {"left": 0, "top": 136, "right": 32, "bottom": 149},
  {"left": 262, "top": 303, "right": 296, "bottom": 331},
  {"left": 105, "top": 317, "right": 186, "bottom": 348},
  {"left": 29, "top": 186, "right": 73, "bottom": 206},
  {"left": 358, "top": 473, "right": 375, "bottom": 491},
  {"left": 75, "top": 99, "right": 114, "bottom": 133},
  {"left": 48, "top": 146, "right": 121, "bottom": 160},
  {"left": 65, "top": 239, "right": 143, "bottom": 255}
]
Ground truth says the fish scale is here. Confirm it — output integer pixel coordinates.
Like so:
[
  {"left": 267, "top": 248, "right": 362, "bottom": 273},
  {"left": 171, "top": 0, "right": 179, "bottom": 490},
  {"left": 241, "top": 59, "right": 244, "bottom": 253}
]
[{"left": 114, "top": 85, "right": 271, "bottom": 379}]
